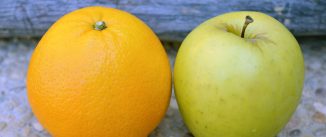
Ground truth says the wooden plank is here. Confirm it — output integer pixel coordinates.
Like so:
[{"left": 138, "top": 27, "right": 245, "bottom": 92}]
[{"left": 0, "top": 0, "right": 325, "bottom": 41}]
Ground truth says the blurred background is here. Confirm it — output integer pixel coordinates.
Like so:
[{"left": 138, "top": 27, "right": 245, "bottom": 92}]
[{"left": 0, "top": 0, "right": 325, "bottom": 137}]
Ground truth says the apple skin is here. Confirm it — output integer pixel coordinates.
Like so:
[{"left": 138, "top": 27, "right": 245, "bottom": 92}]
[{"left": 174, "top": 11, "right": 304, "bottom": 137}]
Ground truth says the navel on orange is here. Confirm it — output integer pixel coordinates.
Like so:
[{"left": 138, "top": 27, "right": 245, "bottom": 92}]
[{"left": 27, "top": 6, "right": 171, "bottom": 137}]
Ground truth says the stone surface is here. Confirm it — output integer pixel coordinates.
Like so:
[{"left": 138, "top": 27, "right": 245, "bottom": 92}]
[{"left": 0, "top": 38, "right": 325, "bottom": 137}]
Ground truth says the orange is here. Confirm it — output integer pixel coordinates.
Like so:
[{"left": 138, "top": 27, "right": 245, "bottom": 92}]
[{"left": 26, "top": 6, "right": 171, "bottom": 137}]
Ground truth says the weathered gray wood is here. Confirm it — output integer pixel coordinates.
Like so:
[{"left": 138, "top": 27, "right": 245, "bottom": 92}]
[{"left": 0, "top": 0, "right": 325, "bottom": 41}]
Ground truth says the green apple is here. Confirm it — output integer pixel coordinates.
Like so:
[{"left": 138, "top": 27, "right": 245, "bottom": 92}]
[{"left": 174, "top": 11, "right": 304, "bottom": 137}]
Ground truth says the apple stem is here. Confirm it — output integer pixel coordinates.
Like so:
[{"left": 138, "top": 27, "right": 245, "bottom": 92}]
[
  {"left": 94, "top": 21, "right": 107, "bottom": 31},
  {"left": 241, "top": 16, "right": 254, "bottom": 38}
]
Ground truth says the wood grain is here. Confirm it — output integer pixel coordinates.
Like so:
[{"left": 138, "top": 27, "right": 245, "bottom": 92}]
[{"left": 0, "top": 0, "right": 325, "bottom": 40}]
